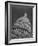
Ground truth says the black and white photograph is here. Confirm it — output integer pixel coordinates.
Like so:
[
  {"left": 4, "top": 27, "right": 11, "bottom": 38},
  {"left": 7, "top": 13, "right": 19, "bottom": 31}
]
[{"left": 5, "top": 1, "right": 37, "bottom": 45}]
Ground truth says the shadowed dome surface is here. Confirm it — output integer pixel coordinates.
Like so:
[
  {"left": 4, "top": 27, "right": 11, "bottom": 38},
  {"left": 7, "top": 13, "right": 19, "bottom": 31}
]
[{"left": 11, "top": 13, "right": 32, "bottom": 39}]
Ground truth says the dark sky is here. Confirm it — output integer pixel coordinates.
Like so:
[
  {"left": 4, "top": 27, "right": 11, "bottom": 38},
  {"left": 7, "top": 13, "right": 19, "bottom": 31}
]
[{"left": 10, "top": 5, "right": 33, "bottom": 25}]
